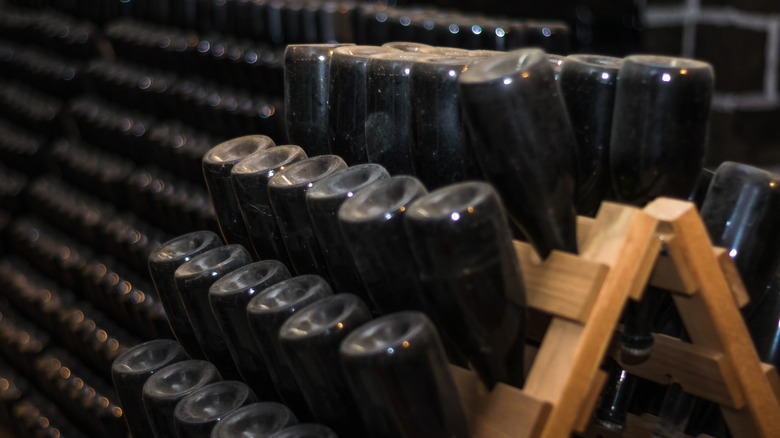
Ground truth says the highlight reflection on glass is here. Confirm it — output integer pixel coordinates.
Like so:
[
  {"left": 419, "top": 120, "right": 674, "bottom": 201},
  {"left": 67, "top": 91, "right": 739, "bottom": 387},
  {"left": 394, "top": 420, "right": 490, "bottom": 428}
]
[
  {"left": 306, "top": 164, "right": 389, "bottom": 307},
  {"left": 747, "top": 273, "right": 780, "bottom": 369},
  {"left": 202, "top": 135, "right": 276, "bottom": 250},
  {"left": 208, "top": 260, "right": 291, "bottom": 400},
  {"left": 278, "top": 294, "right": 371, "bottom": 436},
  {"left": 148, "top": 230, "right": 223, "bottom": 360},
  {"left": 700, "top": 162, "right": 780, "bottom": 304},
  {"left": 405, "top": 181, "right": 526, "bottom": 389},
  {"left": 328, "top": 45, "right": 401, "bottom": 165},
  {"left": 174, "top": 244, "right": 252, "bottom": 380},
  {"left": 340, "top": 311, "right": 468, "bottom": 438},
  {"left": 246, "top": 274, "right": 333, "bottom": 420},
  {"left": 284, "top": 43, "right": 354, "bottom": 156},
  {"left": 111, "top": 339, "right": 188, "bottom": 438},
  {"left": 458, "top": 49, "right": 578, "bottom": 258},
  {"left": 365, "top": 52, "right": 426, "bottom": 175},
  {"left": 338, "top": 176, "right": 428, "bottom": 316},
  {"left": 267, "top": 155, "right": 347, "bottom": 279},
  {"left": 559, "top": 54, "right": 622, "bottom": 216},
  {"left": 409, "top": 56, "right": 484, "bottom": 190},
  {"left": 231, "top": 145, "right": 308, "bottom": 265},
  {"left": 142, "top": 360, "right": 223, "bottom": 438},
  {"left": 610, "top": 55, "right": 714, "bottom": 206},
  {"left": 595, "top": 359, "right": 636, "bottom": 432}
]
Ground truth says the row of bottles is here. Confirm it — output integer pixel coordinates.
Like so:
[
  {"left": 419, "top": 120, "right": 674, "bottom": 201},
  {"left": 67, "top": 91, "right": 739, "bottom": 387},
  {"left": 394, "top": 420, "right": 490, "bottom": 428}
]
[
  {"left": 282, "top": 42, "right": 715, "bottom": 259},
  {"left": 103, "top": 19, "right": 286, "bottom": 95},
  {"left": 76, "top": 69, "right": 285, "bottom": 141},
  {"left": 279, "top": 40, "right": 780, "bottom": 437},
  {"left": 0, "top": 40, "right": 84, "bottom": 99},
  {"left": 0, "top": 7, "right": 111, "bottom": 61},
  {"left": 1, "top": 0, "right": 778, "bottom": 436},
  {"left": 0, "top": 4, "right": 178, "bottom": 436},
  {"left": 125, "top": 125, "right": 779, "bottom": 437},
  {"left": 0, "top": 297, "right": 126, "bottom": 437},
  {"left": 6, "top": 0, "right": 570, "bottom": 53},
  {"left": 0, "top": 361, "right": 91, "bottom": 438},
  {"left": 597, "top": 160, "right": 780, "bottom": 436},
  {"left": 0, "top": 79, "right": 63, "bottom": 140},
  {"left": 126, "top": 124, "right": 529, "bottom": 435},
  {"left": 0, "top": 0, "right": 296, "bottom": 432},
  {"left": 113, "top": 337, "right": 340, "bottom": 437}
]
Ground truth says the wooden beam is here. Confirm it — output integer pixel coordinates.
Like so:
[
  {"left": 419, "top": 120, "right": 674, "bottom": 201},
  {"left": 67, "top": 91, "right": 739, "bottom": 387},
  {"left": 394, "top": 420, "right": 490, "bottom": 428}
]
[
  {"left": 573, "top": 369, "right": 608, "bottom": 433},
  {"left": 515, "top": 242, "right": 609, "bottom": 323},
  {"left": 450, "top": 365, "right": 550, "bottom": 438},
  {"left": 644, "top": 198, "right": 780, "bottom": 437},
  {"left": 649, "top": 236, "right": 699, "bottom": 294},
  {"left": 649, "top": 243, "right": 749, "bottom": 310},
  {"left": 524, "top": 202, "right": 661, "bottom": 438},
  {"left": 713, "top": 247, "right": 749, "bottom": 309},
  {"left": 619, "top": 334, "right": 744, "bottom": 408}
]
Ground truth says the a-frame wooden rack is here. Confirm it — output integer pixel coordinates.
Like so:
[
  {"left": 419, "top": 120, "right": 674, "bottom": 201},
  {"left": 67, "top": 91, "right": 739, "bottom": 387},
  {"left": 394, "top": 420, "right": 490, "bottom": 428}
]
[{"left": 449, "top": 197, "right": 780, "bottom": 438}]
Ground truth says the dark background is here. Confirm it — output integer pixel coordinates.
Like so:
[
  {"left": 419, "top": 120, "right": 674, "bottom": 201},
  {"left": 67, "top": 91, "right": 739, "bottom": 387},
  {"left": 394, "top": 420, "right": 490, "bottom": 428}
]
[{"left": 400, "top": 0, "right": 780, "bottom": 172}]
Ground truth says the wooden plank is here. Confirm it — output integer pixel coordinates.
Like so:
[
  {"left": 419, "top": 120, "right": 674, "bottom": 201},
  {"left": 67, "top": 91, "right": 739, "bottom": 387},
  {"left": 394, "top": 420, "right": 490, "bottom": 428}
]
[
  {"left": 576, "top": 215, "right": 597, "bottom": 249},
  {"left": 650, "top": 244, "right": 748, "bottom": 308},
  {"left": 628, "top": 237, "right": 663, "bottom": 301},
  {"left": 661, "top": 229, "right": 699, "bottom": 294},
  {"left": 761, "top": 363, "right": 780, "bottom": 403},
  {"left": 644, "top": 197, "right": 780, "bottom": 437},
  {"left": 515, "top": 242, "right": 609, "bottom": 323},
  {"left": 450, "top": 365, "right": 550, "bottom": 438},
  {"left": 591, "top": 413, "right": 716, "bottom": 438},
  {"left": 618, "top": 413, "right": 656, "bottom": 438},
  {"left": 573, "top": 369, "right": 607, "bottom": 433},
  {"left": 713, "top": 247, "right": 750, "bottom": 309},
  {"left": 620, "top": 413, "right": 657, "bottom": 438},
  {"left": 578, "top": 203, "right": 656, "bottom": 268},
  {"left": 524, "top": 202, "right": 661, "bottom": 438},
  {"left": 619, "top": 334, "right": 745, "bottom": 408},
  {"left": 649, "top": 248, "right": 699, "bottom": 294},
  {"left": 524, "top": 343, "right": 539, "bottom": 380},
  {"left": 524, "top": 318, "right": 584, "bottom": 400}
]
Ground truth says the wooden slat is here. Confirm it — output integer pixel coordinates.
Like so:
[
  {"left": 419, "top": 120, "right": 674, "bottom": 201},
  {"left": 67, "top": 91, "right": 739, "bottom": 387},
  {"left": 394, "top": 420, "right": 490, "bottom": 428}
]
[
  {"left": 644, "top": 198, "right": 780, "bottom": 437},
  {"left": 595, "top": 413, "right": 716, "bottom": 438},
  {"left": 573, "top": 369, "right": 607, "bottom": 433},
  {"left": 524, "top": 318, "right": 583, "bottom": 401},
  {"left": 616, "top": 413, "right": 657, "bottom": 438},
  {"left": 619, "top": 334, "right": 744, "bottom": 408},
  {"left": 576, "top": 215, "right": 597, "bottom": 249},
  {"left": 524, "top": 202, "right": 661, "bottom": 438},
  {"left": 628, "top": 237, "right": 663, "bottom": 301},
  {"left": 515, "top": 242, "right": 609, "bottom": 323},
  {"left": 617, "top": 413, "right": 659, "bottom": 438},
  {"left": 713, "top": 247, "right": 750, "bottom": 309},
  {"left": 761, "top": 363, "right": 780, "bottom": 403},
  {"left": 649, "top": 234, "right": 699, "bottom": 294},
  {"left": 650, "top": 252, "right": 687, "bottom": 292},
  {"left": 650, "top": 244, "right": 750, "bottom": 309},
  {"left": 458, "top": 198, "right": 777, "bottom": 437},
  {"left": 450, "top": 365, "right": 550, "bottom": 438},
  {"left": 524, "top": 344, "right": 539, "bottom": 380}
]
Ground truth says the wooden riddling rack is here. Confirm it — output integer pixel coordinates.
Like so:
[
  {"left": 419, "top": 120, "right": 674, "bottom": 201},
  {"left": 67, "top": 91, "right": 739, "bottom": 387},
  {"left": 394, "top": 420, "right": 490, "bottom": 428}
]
[{"left": 448, "top": 197, "right": 780, "bottom": 438}]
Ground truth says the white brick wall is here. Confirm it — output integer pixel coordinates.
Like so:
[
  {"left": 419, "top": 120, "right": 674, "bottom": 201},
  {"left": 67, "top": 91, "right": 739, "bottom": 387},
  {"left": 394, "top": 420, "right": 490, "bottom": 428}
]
[{"left": 645, "top": 0, "right": 780, "bottom": 110}]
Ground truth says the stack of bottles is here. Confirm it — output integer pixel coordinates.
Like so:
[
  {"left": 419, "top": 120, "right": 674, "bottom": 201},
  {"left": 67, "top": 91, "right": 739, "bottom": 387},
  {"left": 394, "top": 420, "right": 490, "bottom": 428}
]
[
  {"left": 109, "top": 130, "right": 525, "bottom": 437},
  {"left": 0, "top": 0, "right": 778, "bottom": 437},
  {"left": 116, "top": 39, "right": 778, "bottom": 437},
  {"left": 0, "top": 0, "right": 568, "bottom": 436}
]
